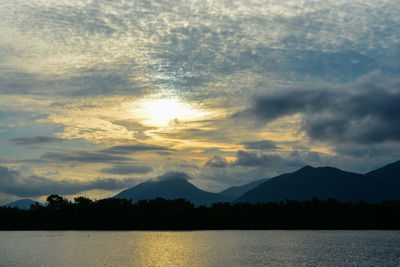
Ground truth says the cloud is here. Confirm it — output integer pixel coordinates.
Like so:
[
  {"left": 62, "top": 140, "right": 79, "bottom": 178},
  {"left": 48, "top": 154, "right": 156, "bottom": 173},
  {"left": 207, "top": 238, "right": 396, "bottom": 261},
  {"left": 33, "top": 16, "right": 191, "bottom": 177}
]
[
  {"left": 244, "top": 73, "right": 400, "bottom": 144},
  {"left": 62, "top": 66, "right": 151, "bottom": 97},
  {"left": 41, "top": 151, "right": 132, "bottom": 163},
  {"left": 1, "top": 0, "right": 400, "bottom": 195},
  {"left": 2, "top": 0, "right": 399, "bottom": 99},
  {"left": 0, "top": 165, "right": 138, "bottom": 197},
  {"left": 0, "top": 70, "right": 42, "bottom": 94},
  {"left": 241, "top": 140, "right": 278, "bottom": 150},
  {"left": 232, "top": 150, "right": 304, "bottom": 168},
  {"left": 9, "top": 136, "right": 64, "bottom": 145},
  {"left": 205, "top": 155, "right": 228, "bottom": 168},
  {"left": 101, "top": 165, "right": 153, "bottom": 175},
  {"left": 101, "top": 144, "right": 170, "bottom": 155},
  {"left": 0, "top": 64, "right": 151, "bottom": 97},
  {"left": 33, "top": 143, "right": 171, "bottom": 165},
  {"left": 154, "top": 171, "right": 191, "bottom": 181},
  {"left": 156, "top": 151, "right": 173, "bottom": 156},
  {"left": 333, "top": 142, "right": 400, "bottom": 162},
  {"left": 43, "top": 170, "right": 60, "bottom": 176}
]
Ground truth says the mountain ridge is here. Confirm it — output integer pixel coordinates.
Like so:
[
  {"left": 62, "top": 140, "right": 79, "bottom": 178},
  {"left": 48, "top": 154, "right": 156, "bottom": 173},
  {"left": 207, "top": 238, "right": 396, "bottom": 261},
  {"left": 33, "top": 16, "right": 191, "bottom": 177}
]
[
  {"left": 5, "top": 160, "right": 400, "bottom": 207},
  {"left": 236, "top": 162, "right": 399, "bottom": 203}
]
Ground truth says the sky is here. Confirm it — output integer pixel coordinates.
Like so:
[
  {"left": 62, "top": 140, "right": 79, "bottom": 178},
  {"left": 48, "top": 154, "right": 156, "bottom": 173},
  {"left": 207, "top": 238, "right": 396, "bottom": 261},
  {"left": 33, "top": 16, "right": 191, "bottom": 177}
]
[{"left": 1, "top": 0, "right": 399, "bottom": 204}]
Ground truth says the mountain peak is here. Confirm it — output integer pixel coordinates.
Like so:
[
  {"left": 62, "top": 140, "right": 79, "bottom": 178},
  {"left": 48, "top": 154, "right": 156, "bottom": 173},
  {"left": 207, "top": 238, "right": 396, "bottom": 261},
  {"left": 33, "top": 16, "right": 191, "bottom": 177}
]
[{"left": 153, "top": 171, "right": 190, "bottom": 182}]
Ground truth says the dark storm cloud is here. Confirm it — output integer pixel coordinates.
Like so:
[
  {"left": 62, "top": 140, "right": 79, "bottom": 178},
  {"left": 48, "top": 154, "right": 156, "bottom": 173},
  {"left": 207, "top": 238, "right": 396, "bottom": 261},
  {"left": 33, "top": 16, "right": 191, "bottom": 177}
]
[
  {"left": 245, "top": 73, "right": 400, "bottom": 144},
  {"left": 9, "top": 136, "right": 64, "bottom": 145},
  {"left": 205, "top": 155, "right": 228, "bottom": 168},
  {"left": 42, "top": 151, "right": 131, "bottom": 163},
  {"left": 241, "top": 140, "right": 278, "bottom": 150},
  {"left": 101, "top": 144, "right": 171, "bottom": 155},
  {"left": 232, "top": 150, "right": 304, "bottom": 168},
  {"left": 101, "top": 165, "right": 153, "bottom": 175},
  {"left": 0, "top": 166, "right": 138, "bottom": 197}
]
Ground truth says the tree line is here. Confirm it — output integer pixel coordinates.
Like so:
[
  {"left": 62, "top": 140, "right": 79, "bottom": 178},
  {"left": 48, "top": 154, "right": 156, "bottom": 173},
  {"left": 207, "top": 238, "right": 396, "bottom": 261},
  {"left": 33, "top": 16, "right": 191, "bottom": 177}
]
[{"left": 1, "top": 195, "right": 400, "bottom": 230}]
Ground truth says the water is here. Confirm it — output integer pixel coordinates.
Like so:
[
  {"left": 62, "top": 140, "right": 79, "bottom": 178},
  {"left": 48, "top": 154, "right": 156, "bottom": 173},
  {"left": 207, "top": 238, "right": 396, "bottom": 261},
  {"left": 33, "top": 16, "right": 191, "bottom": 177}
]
[{"left": 1, "top": 231, "right": 399, "bottom": 266}]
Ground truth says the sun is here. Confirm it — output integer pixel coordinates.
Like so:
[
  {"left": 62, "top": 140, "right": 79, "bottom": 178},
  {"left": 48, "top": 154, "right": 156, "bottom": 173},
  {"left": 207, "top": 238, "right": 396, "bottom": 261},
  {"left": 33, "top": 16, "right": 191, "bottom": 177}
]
[
  {"left": 128, "top": 96, "right": 207, "bottom": 127},
  {"left": 143, "top": 98, "right": 194, "bottom": 125}
]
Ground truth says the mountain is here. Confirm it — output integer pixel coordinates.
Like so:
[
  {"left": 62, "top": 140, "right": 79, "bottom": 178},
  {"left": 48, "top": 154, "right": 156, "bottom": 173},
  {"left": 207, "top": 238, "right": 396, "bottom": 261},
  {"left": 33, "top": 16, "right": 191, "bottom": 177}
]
[
  {"left": 3, "top": 199, "right": 40, "bottom": 209},
  {"left": 219, "top": 177, "right": 269, "bottom": 199},
  {"left": 364, "top": 160, "right": 400, "bottom": 200},
  {"left": 114, "top": 178, "right": 230, "bottom": 206},
  {"left": 365, "top": 160, "right": 400, "bottom": 181},
  {"left": 235, "top": 163, "right": 400, "bottom": 203}
]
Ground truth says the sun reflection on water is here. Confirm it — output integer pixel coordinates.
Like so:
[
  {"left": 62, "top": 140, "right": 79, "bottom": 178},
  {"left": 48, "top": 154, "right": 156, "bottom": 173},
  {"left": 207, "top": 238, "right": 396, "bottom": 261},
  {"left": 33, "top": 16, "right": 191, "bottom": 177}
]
[
  {"left": 132, "top": 232, "right": 201, "bottom": 266},
  {"left": 2, "top": 231, "right": 400, "bottom": 267}
]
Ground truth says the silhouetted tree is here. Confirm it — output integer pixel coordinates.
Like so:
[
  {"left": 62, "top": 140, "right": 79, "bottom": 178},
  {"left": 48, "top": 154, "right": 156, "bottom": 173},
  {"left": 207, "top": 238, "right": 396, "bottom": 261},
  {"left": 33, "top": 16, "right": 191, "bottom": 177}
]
[
  {"left": 1, "top": 196, "right": 400, "bottom": 230},
  {"left": 29, "top": 202, "right": 43, "bottom": 210},
  {"left": 47, "top": 195, "right": 70, "bottom": 209},
  {"left": 74, "top": 196, "right": 93, "bottom": 208}
]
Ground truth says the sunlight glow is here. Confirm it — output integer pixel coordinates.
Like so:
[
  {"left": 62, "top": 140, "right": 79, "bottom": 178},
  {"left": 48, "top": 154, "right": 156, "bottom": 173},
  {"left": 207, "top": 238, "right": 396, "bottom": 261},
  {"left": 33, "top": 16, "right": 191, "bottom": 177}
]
[
  {"left": 129, "top": 97, "right": 210, "bottom": 127},
  {"left": 144, "top": 98, "right": 192, "bottom": 124}
]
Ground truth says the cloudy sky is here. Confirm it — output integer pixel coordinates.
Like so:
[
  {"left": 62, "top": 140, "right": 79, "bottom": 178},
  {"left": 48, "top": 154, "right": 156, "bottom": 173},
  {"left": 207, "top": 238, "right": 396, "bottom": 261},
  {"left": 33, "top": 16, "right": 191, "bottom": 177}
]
[{"left": 1, "top": 0, "right": 399, "bottom": 204}]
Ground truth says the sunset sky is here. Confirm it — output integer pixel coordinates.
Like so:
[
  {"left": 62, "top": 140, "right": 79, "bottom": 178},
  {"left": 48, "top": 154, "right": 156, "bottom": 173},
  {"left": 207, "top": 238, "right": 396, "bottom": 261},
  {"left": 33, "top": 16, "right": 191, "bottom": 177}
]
[{"left": 1, "top": 0, "right": 399, "bottom": 204}]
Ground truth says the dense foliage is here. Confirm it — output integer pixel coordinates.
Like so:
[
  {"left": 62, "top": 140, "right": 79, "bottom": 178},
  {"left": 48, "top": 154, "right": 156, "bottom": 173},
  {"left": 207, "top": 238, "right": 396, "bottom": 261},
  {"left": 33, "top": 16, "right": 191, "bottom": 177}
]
[{"left": 1, "top": 195, "right": 400, "bottom": 230}]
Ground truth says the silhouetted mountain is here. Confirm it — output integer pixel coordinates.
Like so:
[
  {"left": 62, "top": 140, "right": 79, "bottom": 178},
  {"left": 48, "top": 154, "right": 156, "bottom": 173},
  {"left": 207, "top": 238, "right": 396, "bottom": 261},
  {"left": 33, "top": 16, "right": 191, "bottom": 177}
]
[
  {"left": 3, "top": 199, "right": 39, "bottom": 209},
  {"left": 114, "top": 178, "right": 229, "bottom": 206},
  {"left": 364, "top": 160, "right": 400, "bottom": 200},
  {"left": 366, "top": 160, "right": 400, "bottom": 180},
  {"left": 219, "top": 177, "right": 269, "bottom": 199},
  {"left": 236, "top": 163, "right": 400, "bottom": 203}
]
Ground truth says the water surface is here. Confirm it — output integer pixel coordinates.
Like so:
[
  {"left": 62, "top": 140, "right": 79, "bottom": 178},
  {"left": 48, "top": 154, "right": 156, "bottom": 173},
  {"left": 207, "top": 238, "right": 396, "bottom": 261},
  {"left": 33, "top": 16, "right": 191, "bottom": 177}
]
[{"left": 1, "top": 231, "right": 399, "bottom": 266}]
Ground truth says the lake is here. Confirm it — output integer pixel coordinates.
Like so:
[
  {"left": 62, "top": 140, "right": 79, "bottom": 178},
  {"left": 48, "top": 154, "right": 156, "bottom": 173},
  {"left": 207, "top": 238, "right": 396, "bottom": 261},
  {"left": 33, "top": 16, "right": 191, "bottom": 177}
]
[{"left": 1, "top": 231, "right": 399, "bottom": 266}]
